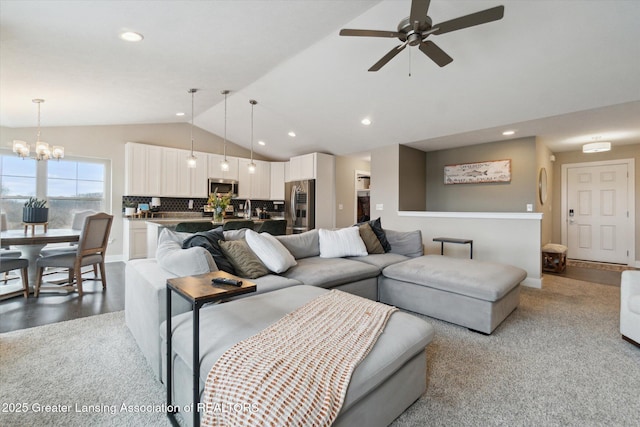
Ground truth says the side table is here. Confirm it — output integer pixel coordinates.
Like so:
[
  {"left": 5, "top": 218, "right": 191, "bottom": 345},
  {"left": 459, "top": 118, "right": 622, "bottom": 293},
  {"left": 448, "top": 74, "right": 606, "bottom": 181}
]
[
  {"left": 166, "top": 271, "right": 256, "bottom": 427},
  {"left": 433, "top": 237, "right": 474, "bottom": 259}
]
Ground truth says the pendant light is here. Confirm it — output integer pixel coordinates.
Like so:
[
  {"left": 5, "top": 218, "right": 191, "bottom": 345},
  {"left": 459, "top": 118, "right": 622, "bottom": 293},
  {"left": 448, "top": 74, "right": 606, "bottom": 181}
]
[
  {"left": 248, "top": 99, "right": 257, "bottom": 174},
  {"left": 12, "top": 99, "right": 64, "bottom": 161},
  {"left": 220, "top": 90, "right": 230, "bottom": 172},
  {"left": 186, "top": 88, "right": 198, "bottom": 168}
]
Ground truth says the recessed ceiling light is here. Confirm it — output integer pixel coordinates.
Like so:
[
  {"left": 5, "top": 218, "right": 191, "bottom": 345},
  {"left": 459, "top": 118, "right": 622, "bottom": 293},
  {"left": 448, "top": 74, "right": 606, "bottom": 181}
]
[
  {"left": 361, "top": 118, "right": 372, "bottom": 126},
  {"left": 120, "top": 31, "right": 144, "bottom": 42},
  {"left": 176, "top": 112, "right": 185, "bottom": 117},
  {"left": 288, "top": 131, "right": 296, "bottom": 137},
  {"left": 258, "top": 140, "right": 266, "bottom": 146},
  {"left": 502, "top": 130, "right": 515, "bottom": 136}
]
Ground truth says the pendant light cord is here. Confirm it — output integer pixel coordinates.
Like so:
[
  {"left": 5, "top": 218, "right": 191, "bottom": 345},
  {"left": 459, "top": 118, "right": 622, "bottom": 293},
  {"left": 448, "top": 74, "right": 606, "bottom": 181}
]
[
  {"left": 190, "top": 90, "right": 195, "bottom": 155},
  {"left": 223, "top": 91, "right": 227, "bottom": 161}
]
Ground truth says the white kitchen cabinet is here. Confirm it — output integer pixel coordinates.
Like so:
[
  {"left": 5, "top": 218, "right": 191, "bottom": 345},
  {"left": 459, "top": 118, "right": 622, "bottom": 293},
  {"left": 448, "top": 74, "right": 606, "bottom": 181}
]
[
  {"left": 190, "top": 151, "right": 209, "bottom": 198},
  {"left": 207, "top": 154, "right": 239, "bottom": 181},
  {"left": 288, "top": 153, "right": 316, "bottom": 181},
  {"left": 161, "top": 148, "right": 191, "bottom": 197},
  {"left": 238, "top": 158, "right": 271, "bottom": 200},
  {"left": 123, "top": 219, "right": 147, "bottom": 261},
  {"left": 125, "top": 142, "right": 162, "bottom": 196},
  {"left": 270, "top": 162, "right": 286, "bottom": 200}
]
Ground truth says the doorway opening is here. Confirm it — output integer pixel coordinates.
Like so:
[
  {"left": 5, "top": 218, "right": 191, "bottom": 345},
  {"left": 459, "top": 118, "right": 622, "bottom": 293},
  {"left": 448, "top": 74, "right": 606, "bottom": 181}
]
[{"left": 354, "top": 170, "right": 370, "bottom": 223}]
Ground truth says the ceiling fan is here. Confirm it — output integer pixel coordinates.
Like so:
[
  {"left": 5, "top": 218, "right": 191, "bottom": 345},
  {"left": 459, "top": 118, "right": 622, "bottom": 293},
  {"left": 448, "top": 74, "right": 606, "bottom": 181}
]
[{"left": 339, "top": 0, "right": 504, "bottom": 71}]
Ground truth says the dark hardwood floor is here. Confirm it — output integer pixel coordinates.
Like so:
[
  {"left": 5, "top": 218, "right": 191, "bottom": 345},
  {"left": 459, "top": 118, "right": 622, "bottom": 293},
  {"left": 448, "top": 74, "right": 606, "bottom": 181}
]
[
  {"left": 0, "top": 262, "right": 125, "bottom": 333},
  {"left": 0, "top": 261, "right": 628, "bottom": 334}
]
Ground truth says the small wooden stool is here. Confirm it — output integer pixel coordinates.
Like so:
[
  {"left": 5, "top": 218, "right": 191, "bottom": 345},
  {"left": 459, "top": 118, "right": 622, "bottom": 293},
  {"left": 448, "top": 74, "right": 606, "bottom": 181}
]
[
  {"left": 23, "top": 222, "right": 48, "bottom": 234},
  {"left": 542, "top": 243, "right": 568, "bottom": 273}
]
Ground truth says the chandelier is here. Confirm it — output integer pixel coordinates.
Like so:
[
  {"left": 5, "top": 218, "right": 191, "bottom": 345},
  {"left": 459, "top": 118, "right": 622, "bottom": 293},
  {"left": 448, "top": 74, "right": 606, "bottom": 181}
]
[{"left": 13, "top": 99, "right": 64, "bottom": 161}]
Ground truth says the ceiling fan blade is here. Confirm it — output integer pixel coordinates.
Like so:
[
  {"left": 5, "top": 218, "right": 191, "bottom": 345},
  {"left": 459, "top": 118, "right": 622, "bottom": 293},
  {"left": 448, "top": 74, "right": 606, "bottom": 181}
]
[
  {"left": 368, "top": 44, "right": 407, "bottom": 72},
  {"left": 433, "top": 5, "right": 504, "bottom": 35},
  {"left": 339, "top": 29, "right": 405, "bottom": 39},
  {"left": 419, "top": 41, "right": 453, "bottom": 67},
  {"left": 409, "top": 0, "right": 431, "bottom": 28}
]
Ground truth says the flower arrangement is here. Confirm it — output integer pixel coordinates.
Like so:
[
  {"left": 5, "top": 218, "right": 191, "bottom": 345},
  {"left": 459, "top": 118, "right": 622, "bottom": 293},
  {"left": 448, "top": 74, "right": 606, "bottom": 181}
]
[{"left": 207, "top": 189, "right": 232, "bottom": 222}]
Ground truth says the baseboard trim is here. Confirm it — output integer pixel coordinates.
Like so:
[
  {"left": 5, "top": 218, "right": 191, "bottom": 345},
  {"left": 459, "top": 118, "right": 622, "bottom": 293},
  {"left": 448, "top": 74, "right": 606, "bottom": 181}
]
[
  {"left": 522, "top": 277, "right": 542, "bottom": 289},
  {"left": 105, "top": 254, "right": 124, "bottom": 263}
]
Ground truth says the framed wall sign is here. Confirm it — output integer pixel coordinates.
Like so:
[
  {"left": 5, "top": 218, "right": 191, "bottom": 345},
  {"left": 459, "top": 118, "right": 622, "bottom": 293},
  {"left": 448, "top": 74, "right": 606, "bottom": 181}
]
[{"left": 444, "top": 159, "right": 511, "bottom": 185}]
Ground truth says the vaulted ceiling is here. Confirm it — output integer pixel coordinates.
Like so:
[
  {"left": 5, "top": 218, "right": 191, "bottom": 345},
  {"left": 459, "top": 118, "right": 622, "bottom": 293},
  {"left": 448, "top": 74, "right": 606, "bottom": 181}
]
[{"left": 1, "top": 0, "right": 639, "bottom": 160}]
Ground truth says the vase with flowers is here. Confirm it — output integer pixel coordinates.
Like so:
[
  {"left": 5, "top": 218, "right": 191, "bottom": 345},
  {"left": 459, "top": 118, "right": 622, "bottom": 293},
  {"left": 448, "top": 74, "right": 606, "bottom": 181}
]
[{"left": 207, "top": 189, "right": 232, "bottom": 223}]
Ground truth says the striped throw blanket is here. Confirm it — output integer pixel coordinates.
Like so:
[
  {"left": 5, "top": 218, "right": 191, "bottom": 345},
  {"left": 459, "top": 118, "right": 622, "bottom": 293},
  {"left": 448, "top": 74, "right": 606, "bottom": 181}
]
[{"left": 200, "top": 290, "right": 397, "bottom": 427}]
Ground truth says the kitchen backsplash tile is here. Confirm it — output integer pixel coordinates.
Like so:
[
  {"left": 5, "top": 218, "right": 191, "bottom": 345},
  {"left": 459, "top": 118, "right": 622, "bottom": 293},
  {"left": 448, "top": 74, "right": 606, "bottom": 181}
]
[{"left": 122, "top": 196, "right": 281, "bottom": 214}]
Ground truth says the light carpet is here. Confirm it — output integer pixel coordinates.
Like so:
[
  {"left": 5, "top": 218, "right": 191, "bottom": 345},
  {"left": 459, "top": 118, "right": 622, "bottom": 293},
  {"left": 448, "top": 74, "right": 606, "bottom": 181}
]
[{"left": 1, "top": 275, "right": 638, "bottom": 426}]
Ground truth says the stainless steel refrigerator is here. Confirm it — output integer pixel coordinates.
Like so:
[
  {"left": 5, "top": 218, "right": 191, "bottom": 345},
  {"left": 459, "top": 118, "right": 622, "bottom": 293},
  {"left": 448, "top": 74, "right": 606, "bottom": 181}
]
[{"left": 285, "top": 179, "right": 315, "bottom": 234}]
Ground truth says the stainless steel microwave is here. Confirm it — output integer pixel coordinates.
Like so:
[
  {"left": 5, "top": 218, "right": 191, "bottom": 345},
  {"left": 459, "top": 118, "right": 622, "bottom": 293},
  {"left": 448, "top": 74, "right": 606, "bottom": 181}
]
[{"left": 208, "top": 179, "right": 238, "bottom": 198}]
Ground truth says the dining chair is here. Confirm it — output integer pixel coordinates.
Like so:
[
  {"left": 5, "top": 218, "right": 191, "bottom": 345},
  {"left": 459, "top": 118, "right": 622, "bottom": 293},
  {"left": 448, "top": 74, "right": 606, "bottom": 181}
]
[
  {"left": 34, "top": 212, "right": 113, "bottom": 297},
  {"left": 255, "top": 219, "right": 287, "bottom": 235},
  {"left": 0, "top": 258, "right": 29, "bottom": 300},
  {"left": 222, "top": 219, "right": 254, "bottom": 231}
]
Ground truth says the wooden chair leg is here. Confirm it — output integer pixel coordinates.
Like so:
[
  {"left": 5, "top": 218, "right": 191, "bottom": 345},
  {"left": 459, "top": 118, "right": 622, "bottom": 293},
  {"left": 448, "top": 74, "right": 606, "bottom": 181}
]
[
  {"left": 21, "top": 267, "right": 29, "bottom": 298},
  {"left": 93, "top": 264, "right": 99, "bottom": 278},
  {"left": 68, "top": 269, "right": 74, "bottom": 285},
  {"left": 75, "top": 267, "right": 83, "bottom": 297},
  {"left": 35, "top": 267, "right": 44, "bottom": 297},
  {"left": 98, "top": 262, "right": 107, "bottom": 290}
]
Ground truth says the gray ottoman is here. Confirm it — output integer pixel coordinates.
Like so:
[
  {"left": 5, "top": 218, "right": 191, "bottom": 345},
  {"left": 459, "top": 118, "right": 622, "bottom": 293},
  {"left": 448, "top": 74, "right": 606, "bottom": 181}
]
[
  {"left": 161, "top": 285, "right": 434, "bottom": 427},
  {"left": 379, "top": 255, "right": 527, "bottom": 334}
]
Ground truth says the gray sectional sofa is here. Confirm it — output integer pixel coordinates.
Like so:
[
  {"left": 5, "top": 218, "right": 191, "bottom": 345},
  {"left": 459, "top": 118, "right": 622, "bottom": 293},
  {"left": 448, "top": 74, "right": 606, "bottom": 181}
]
[
  {"left": 125, "top": 224, "right": 526, "bottom": 426},
  {"left": 125, "top": 227, "right": 424, "bottom": 380}
]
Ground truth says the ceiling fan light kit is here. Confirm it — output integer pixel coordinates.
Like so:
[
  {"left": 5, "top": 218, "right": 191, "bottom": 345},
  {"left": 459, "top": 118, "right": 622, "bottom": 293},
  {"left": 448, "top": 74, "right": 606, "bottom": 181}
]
[{"left": 340, "top": 0, "right": 505, "bottom": 71}]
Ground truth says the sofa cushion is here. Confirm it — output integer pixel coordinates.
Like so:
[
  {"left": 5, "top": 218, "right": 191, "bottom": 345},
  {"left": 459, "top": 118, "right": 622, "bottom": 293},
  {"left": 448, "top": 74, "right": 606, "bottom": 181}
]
[
  {"left": 319, "top": 227, "right": 367, "bottom": 258},
  {"left": 182, "top": 227, "right": 235, "bottom": 275},
  {"left": 348, "top": 253, "right": 410, "bottom": 270},
  {"left": 156, "top": 233, "right": 217, "bottom": 277},
  {"left": 226, "top": 274, "right": 304, "bottom": 301},
  {"left": 281, "top": 256, "right": 380, "bottom": 289},
  {"left": 357, "top": 223, "right": 384, "bottom": 254},
  {"left": 160, "top": 285, "right": 434, "bottom": 417},
  {"left": 385, "top": 229, "right": 423, "bottom": 258},
  {"left": 383, "top": 255, "right": 526, "bottom": 302},
  {"left": 275, "top": 229, "right": 320, "bottom": 260},
  {"left": 245, "top": 229, "right": 297, "bottom": 274},
  {"left": 218, "top": 239, "right": 269, "bottom": 279}
]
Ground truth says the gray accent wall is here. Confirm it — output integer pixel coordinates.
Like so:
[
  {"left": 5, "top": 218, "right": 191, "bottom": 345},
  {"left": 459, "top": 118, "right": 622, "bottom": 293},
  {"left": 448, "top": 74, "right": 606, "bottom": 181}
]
[
  {"left": 399, "top": 145, "right": 426, "bottom": 211},
  {"left": 424, "top": 137, "right": 538, "bottom": 212}
]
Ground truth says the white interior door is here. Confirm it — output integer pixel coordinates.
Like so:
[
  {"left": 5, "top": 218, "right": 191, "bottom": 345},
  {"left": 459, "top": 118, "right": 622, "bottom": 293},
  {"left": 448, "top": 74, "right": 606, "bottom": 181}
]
[{"left": 566, "top": 163, "right": 629, "bottom": 263}]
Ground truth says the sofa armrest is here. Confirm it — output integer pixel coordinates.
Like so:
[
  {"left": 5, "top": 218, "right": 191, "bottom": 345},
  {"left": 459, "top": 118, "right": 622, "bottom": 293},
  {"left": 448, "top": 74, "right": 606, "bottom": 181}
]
[
  {"left": 124, "top": 258, "right": 192, "bottom": 380},
  {"left": 620, "top": 270, "right": 640, "bottom": 344}
]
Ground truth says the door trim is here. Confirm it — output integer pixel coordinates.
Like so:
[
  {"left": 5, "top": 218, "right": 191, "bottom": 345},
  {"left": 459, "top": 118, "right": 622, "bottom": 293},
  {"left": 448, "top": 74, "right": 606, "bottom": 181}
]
[{"left": 561, "top": 158, "right": 635, "bottom": 266}]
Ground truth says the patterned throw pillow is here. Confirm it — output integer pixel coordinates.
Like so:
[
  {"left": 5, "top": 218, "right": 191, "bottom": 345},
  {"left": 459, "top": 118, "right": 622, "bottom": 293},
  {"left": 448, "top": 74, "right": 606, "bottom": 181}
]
[
  {"left": 318, "top": 227, "right": 368, "bottom": 258},
  {"left": 218, "top": 239, "right": 269, "bottom": 279},
  {"left": 357, "top": 223, "right": 384, "bottom": 254}
]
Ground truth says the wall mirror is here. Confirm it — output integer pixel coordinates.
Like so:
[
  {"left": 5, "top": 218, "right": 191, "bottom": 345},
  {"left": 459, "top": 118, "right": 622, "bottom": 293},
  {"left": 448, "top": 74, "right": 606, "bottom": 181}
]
[{"left": 538, "top": 167, "right": 548, "bottom": 205}]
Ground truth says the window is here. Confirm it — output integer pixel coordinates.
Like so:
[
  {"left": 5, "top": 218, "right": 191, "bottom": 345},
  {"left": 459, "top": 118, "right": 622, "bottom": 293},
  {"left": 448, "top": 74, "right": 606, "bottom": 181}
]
[
  {"left": 47, "top": 159, "right": 107, "bottom": 229},
  {"left": 0, "top": 155, "right": 37, "bottom": 229},
  {"left": 0, "top": 151, "right": 110, "bottom": 230}
]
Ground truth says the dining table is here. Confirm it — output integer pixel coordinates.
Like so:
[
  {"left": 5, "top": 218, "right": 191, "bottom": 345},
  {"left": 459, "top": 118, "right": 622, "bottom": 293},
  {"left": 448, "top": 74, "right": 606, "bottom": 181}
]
[{"left": 0, "top": 228, "right": 81, "bottom": 291}]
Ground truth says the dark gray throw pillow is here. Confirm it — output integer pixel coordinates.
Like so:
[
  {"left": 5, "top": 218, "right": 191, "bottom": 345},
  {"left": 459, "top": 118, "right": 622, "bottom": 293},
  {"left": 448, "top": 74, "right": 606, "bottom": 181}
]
[
  {"left": 182, "top": 227, "right": 236, "bottom": 275},
  {"left": 356, "top": 217, "right": 391, "bottom": 252}
]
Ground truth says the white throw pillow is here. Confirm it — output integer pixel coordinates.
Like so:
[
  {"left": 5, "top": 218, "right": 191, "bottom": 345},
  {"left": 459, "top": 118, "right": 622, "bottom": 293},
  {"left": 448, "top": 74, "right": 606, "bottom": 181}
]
[
  {"left": 245, "top": 229, "right": 297, "bottom": 273},
  {"left": 318, "top": 227, "right": 368, "bottom": 258}
]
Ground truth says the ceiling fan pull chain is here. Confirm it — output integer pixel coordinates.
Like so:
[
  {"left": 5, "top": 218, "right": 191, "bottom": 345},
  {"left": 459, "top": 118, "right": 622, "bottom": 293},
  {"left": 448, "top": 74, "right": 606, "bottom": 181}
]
[{"left": 408, "top": 47, "right": 412, "bottom": 77}]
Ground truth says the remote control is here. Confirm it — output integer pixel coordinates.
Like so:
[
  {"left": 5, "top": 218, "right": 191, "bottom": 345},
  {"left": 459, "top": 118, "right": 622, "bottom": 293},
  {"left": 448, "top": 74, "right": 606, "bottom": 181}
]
[{"left": 212, "top": 277, "right": 243, "bottom": 287}]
